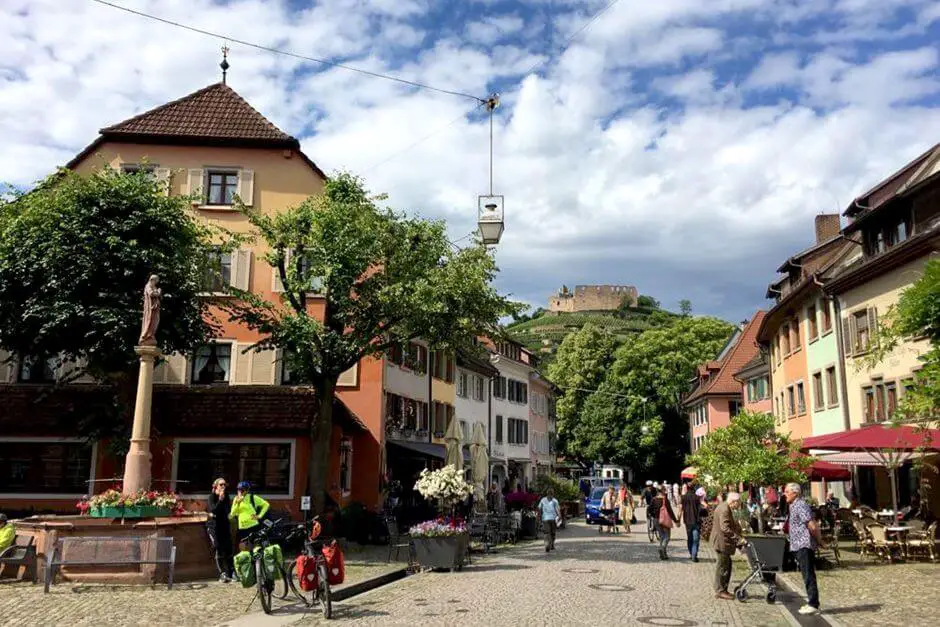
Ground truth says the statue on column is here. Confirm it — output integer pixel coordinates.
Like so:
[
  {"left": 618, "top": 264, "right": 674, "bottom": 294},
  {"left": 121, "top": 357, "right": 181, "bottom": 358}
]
[{"left": 138, "top": 275, "right": 162, "bottom": 346}]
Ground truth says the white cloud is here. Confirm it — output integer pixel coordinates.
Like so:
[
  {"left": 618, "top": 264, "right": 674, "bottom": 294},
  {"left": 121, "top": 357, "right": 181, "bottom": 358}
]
[{"left": 2, "top": 0, "right": 940, "bottom": 320}]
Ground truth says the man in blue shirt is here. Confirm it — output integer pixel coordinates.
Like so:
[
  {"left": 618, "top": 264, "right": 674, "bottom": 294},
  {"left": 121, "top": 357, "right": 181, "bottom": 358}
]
[
  {"left": 785, "top": 483, "right": 825, "bottom": 615},
  {"left": 538, "top": 488, "right": 561, "bottom": 553}
]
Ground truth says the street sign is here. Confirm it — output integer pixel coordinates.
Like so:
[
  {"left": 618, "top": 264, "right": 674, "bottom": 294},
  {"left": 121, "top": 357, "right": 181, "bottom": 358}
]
[{"left": 300, "top": 496, "right": 311, "bottom": 511}]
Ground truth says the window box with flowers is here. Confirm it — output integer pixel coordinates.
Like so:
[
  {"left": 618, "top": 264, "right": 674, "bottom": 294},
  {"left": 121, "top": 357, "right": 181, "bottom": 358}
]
[{"left": 78, "top": 488, "right": 182, "bottom": 519}]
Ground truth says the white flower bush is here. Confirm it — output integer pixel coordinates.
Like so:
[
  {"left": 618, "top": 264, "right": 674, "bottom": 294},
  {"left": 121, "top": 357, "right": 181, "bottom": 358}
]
[{"left": 414, "top": 465, "right": 474, "bottom": 508}]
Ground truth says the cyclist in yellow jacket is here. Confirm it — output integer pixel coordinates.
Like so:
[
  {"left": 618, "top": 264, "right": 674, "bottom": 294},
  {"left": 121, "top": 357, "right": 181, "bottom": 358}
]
[
  {"left": 230, "top": 481, "right": 270, "bottom": 542},
  {"left": 0, "top": 514, "right": 15, "bottom": 553}
]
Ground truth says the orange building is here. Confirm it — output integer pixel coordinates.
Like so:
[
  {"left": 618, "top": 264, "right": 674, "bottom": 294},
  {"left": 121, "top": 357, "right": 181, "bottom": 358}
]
[{"left": 0, "top": 81, "right": 384, "bottom": 516}]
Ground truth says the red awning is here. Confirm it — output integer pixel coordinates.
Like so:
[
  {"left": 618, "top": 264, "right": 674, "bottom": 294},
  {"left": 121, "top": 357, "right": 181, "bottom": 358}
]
[
  {"left": 800, "top": 424, "right": 940, "bottom": 453},
  {"left": 680, "top": 466, "right": 698, "bottom": 480},
  {"left": 806, "top": 459, "right": 851, "bottom": 481}
]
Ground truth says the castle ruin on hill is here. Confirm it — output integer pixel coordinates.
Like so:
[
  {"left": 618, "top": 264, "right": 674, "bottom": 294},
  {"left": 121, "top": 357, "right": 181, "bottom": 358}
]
[{"left": 548, "top": 285, "right": 638, "bottom": 313}]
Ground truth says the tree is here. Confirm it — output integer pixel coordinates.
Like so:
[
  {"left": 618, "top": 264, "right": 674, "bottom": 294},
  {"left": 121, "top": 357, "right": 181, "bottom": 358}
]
[
  {"left": 636, "top": 294, "right": 660, "bottom": 309},
  {"left": 687, "top": 410, "right": 810, "bottom": 488},
  {"left": 679, "top": 299, "right": 692, "bottom": 316},
  {"left": 225, "top": 173, "right": 517, "bottom": 512},
  {"left": 0, "top": 168, "right": 217, "bottom": 378},
  {"left": 546, "top": 324, "right": 618, "bottom": 458}
]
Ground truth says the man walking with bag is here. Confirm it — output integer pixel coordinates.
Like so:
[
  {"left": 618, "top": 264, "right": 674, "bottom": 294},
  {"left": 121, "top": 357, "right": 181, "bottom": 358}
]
[
  {"left": 785, "top": 483, "right": 823, "bottom": 615},
  {"left": 538, "top": 488, "right": 561, "bottom": 552},
  {"left": 711, "top": 492, "right": 744, "bottom": 600}
]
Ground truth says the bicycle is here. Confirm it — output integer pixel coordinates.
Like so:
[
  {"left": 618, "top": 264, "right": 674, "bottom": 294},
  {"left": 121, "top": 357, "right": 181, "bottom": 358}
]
[
  {"left": 243, "top": 519, "right": 292, "bottom": 615},
  {"left": 282, "top": 516, "right": 334, "bottom": 619}
]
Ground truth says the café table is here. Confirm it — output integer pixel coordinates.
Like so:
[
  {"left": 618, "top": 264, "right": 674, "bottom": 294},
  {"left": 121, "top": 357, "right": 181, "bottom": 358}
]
[{"left": 886, "top": 525, "right": 913, "bottom": 559}]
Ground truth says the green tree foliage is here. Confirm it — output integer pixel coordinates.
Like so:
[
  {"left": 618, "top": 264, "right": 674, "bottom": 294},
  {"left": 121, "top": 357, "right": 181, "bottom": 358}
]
[
  {"left": 546, "top": 324, "right": 618, "bottom": 457},
  {"left": 635, "top": 294, "right": 660, "bottom": 309},
  {"left": 225, "top": 173, "right": 517, "bottom": 511},
  {"left": 533, "top": 473, "right": 581, "bottom": 502},
  {"left": 679, "top": 299, "right": 693, "bottom": 316},
  {"left": 0, "top": 168, "right": 217, "bottom": 378},
  {"left": 687, "top": 410, "right": 809, "bottom": 488}
]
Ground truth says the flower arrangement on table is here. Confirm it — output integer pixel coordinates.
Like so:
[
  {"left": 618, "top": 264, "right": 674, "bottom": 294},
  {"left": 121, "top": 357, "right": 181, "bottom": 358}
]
[
  {"left": 77, "top": 487, "right": 183, "bottom": 517},
  {"left": 413, "top": 465, "right": 475, "bottom": 510}
]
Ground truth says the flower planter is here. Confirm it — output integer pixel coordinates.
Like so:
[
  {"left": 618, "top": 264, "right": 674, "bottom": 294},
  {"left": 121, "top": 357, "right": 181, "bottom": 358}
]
[
  {"left": 90, "top": 505, "right": 171, "bottom": 518},
  {"left": 412, "top": 533, "right": 469, "bottom": 571},
  {"left": 520, "top": 516, "right": 538, "bottom": 539}
]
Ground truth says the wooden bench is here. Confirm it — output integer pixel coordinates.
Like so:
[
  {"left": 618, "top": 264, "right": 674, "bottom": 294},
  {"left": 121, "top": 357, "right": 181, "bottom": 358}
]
[
  {"left": 0, "top": 535, "right": 38, "bottom": 583},
  {"left": 44, "top": 536, "right": 176, "bottom": 593}
]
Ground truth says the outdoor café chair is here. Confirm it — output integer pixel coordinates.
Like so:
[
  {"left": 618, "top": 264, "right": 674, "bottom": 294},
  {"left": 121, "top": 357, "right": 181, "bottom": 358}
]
[
  {"left": 384, "top": 515, "right": 411, "bottom": 564},
  {"left": 906, "top": 521, "right": 938, "bottom": 562},
  {"left": 852, "top": 519, "right": 873, "bottom": 556},
  {"left": 0, "top": 534, "right": 37, "bottom": 583},
  {"left": 867, "top": 525, "right": 902, "bottom": 562}
]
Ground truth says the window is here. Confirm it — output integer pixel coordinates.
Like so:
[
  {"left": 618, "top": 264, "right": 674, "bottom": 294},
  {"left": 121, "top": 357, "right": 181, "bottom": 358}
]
[
  {"left": 207, "top": 171, "right": 239, "bottom": 205},
  {"left": 813, "top": 372, "right": 824, "bottom": 410},
  {"left": 473, "top": 376, "right": 485, "bottom": 401},
  {"left": 191, "top": 343, "right": 232, "bottom": 384},
  {"left": 902, "top": 378, "right": 915, "bottom": 396},
  {"left": 807, "top": 305, "right": 818, "bottom": 341},
  {"left": 748, "top": 376, "right": 769, "bottom": 402},
  {"left": 18, "top": 355, "right": 57, "bottom": 383},
  {"left": 866, "top": 214, "right": 912, "bottom": 256},
  {"left": 338, "top": 438, "right": 352, "bottom": 494},
  {"left": 787, "top": 386, "right": 796, "bottom": 416},
  {"left": 797, "top": 382, "right": 806, "bottom": 414},
  {"left": 854, "top": 310, "right": 872, "bottom": 354},
  {"left": 790, "top": 318, "right": 800, "bottom": 351},
  {"left": 280, "top": 350, "right": 302, "bottom": 385},
  {"left": 385, "top": 394, "right": 429, "bottom": 432},
  {"left": 494, "top": 376, "right": 506, "bottom": 399},
  {"left": 432, "top": 402, "right": 453, "bottom": 435},
  {"left": 507, "top": 418, "right": 528, "bottom": 445},
  {"left": 507, "top": 379, "right": 528, "bottom": 404},
  {"left": 495, "top": 415, "right": 503, "bottom": 443},
  {"left": 460, "top": 420, "right": 470, "bottom": 442},
  {"left": 0, "top": 441, "right": 92, "bottom": 494},
  {"left": 774, "top": 397, "right": 780, "bottom": 421},
  {"left": 863, "top": 386, "right": 876, "bottom": 423},
  {"left": 206, "top": 248, "right": 232, "bottom": 293},
  {"left": 432, "top": 351, "right": 454, "bottom": 382},
  {"left": 885, "top": 382, "right": 898, "bottom": 420},
  {"left": 826, "top": 367, "right": 838, "bottom": 407},
  {"left": 176, "top": 441, "right": 291, "bottom": 495},
  {"left": 729, "top": 399, "right": 742, "bottom": 417},
  {"left": 457, "top": 373, "right": 468, "bottom": 398},
  {"left": 822, "top": 303, "right": 832, "bottom": 333},
  {"left": 781, "top": 325, "right": 790, "bottom": 355}
]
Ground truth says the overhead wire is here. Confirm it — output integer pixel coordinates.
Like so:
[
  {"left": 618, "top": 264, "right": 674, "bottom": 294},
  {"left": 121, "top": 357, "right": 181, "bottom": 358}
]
[{"left": 88, "top": 0, "right": 486, "bottom": 103}]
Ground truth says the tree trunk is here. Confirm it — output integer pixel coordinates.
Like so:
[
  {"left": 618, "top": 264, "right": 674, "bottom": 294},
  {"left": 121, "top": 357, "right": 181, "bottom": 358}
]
[{"left": 308, "top": 378, "right": 337, "bottom": 515}]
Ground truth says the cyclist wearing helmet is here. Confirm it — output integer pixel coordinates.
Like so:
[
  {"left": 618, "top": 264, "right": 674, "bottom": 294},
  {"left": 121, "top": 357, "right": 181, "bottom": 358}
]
[
  {"left": 641, "top": 480, "right": 656, "bottom": 507},
  {"left": 230, "top": 481, "right": 270, "bottom": 542}
]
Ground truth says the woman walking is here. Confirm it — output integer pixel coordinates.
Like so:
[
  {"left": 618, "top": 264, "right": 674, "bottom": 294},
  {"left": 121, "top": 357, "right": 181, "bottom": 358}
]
[
  {"left": 619, "top": 485, "right": 635, "bottom": 534},
  {"left": 206, "top": 478, "right": 234, "bottom": 582},
  {"left": 649, "top": 484, "right": 679, "bottom": 560}
]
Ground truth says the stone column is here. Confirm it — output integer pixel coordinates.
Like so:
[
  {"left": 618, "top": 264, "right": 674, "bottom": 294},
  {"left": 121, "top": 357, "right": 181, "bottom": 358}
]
[{"left": 122, "top": 345, "right": 161, "bottom": 495}]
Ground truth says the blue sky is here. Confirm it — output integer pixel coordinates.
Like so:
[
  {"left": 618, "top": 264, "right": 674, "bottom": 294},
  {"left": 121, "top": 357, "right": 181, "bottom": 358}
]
[{"left": 2, "top": 0, "right": 940, "bottom": 322}]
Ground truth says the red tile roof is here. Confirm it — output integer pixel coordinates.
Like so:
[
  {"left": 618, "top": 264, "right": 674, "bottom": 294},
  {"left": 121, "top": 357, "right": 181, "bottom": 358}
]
[
  {"left": 684, "top": 311, "right": 765, "bottom": 404},
  {"left": 100, "top": 82, "right": 296, "bottom": 144}
]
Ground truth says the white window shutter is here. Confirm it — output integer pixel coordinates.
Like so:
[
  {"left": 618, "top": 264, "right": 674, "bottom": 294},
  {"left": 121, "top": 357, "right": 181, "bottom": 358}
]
[
  {"left": 154, "top": 168, "right": 171, "bottom": 196},
  {"left": 232, "top": 249, "right": 251, "bottom": 291},
  {"left": 251, "top": 348, "right": 276, "bottom": 384},
  {"left": 232, "top": 342, "right": 250, "bottom": 385},
  {"left": 238, "top": 169, "right": 254, "bottom": 206},
  {"left": 187, "top": 169, "right": 205, "bottom": 204},
  {"left": 271, "top": 249, "right": 290, "bottom": 293}
]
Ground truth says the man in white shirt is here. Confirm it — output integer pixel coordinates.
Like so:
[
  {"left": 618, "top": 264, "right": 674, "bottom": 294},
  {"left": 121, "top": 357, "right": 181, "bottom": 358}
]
[{"left": 538, "top": 488, "right": 562, "bottom": 552}]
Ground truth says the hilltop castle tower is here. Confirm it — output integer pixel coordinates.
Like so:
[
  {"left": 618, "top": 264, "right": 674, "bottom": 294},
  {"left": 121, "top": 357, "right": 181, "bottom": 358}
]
[{"left": 548, "top": 285, "right": 638, "bottom": 313}]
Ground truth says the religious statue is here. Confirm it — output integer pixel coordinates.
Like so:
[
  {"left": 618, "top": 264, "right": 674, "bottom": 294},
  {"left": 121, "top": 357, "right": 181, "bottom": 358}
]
[{"left": 138, "top": 275, "right": 162, "bottom": 346}]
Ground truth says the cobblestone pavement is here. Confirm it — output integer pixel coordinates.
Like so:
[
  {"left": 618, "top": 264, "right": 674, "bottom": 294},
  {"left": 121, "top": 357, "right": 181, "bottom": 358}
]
[
  {"left": 295, "top": 517, "right": 790, "bottom": 627},
  {"left": 0, "top": 543, "right": 406, "bottom": 627},
  {"left": 777, "top": 541, "right": 940, "bottom": 627}
]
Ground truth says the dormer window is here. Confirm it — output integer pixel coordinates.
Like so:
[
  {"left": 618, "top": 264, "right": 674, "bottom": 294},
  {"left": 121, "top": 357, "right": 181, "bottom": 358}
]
[{"left": 865, "top": 212, "right": 912, "bottom": 257}]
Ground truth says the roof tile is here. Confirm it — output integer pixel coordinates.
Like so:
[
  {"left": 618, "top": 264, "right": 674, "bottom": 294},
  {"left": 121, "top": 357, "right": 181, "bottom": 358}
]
[{"left": 684, "top": 311, "right": 765, "bottom": 404}]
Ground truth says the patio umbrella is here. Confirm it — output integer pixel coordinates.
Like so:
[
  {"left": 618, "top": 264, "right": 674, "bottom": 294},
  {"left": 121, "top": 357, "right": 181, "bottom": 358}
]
[
  {"left": 680, "top": 466, "right": 698, "bottom": 480},
  {"left": 470, "top": 423, "right": 489, "bottom": 503},
  {"left": 444, "top": 416, "right": 463, "bottom": 471}
]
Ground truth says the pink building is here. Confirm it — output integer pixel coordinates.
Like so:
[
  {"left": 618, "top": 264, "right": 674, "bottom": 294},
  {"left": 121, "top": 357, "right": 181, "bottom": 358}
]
[
  {"left": 528, "top": 371, "right": 555, "bottom": 479},
  {"left": 684, "top": 311, "right": 766, "bottom": 452}
]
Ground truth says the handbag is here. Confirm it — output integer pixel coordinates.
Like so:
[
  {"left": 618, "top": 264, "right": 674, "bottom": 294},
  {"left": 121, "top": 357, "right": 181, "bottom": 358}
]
[{"left": 658, "top": 501, "right": 674, "bottom": 529}]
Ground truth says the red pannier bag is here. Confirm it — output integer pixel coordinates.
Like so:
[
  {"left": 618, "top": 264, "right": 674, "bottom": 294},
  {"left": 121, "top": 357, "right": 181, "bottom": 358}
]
[
  {"left": 321, "top": 540, "right": 345, "bottom": 585},
  {"left": 295, "top": 554, "right": 319, "bottom": 591}
]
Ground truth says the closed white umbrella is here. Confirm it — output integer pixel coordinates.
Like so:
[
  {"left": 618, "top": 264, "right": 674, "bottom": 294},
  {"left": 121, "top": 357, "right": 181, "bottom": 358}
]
[
  {"left": 445, "top": 415, "right": 463, "bottom": 470},
  {"left": 470, "top": 423, "right": 489, "bottom": 502}
]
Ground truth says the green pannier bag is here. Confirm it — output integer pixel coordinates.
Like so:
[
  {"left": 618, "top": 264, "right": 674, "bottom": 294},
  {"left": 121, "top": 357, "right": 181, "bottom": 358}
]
[
  {"left": 263, "top": 544, "right": 283, "bottom": 578},
  {"left": 234, "top": 550, "right": 255, "bottom": 588}
]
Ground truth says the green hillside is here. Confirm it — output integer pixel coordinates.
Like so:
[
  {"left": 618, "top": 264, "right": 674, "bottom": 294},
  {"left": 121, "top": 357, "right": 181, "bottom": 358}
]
[{"left": 506, "top": 306, "right": 677, "bottom": 363}]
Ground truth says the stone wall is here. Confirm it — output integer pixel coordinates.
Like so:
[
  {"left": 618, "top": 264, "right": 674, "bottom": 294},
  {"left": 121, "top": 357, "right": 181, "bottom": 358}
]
[{"left": 548, "top": 285, "right": 637, "bottom": 312}]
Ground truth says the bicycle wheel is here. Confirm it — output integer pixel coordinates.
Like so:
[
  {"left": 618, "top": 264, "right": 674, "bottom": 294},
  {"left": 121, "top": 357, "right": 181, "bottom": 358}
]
[
  {"left": 285, "top": 559, "right": 313, "bottom": 606},
  {"left": 274, "top": 560, "right": 291, "bottom": 600},
  {"left": 317, "top": 562, "right": 332, "bottom": 619},
  {"left": 256, "top": 559, "right": 273, "bottom": 615}
]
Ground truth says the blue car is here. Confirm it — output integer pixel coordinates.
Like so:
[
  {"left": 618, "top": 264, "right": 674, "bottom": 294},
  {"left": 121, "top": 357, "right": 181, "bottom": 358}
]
[{"left": 585, "top": 487, "right": 619, "bottom": 525}]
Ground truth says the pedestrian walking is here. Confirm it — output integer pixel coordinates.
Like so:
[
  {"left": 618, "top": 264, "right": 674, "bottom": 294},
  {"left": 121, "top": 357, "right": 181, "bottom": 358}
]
[
  {"left": 672, "top": 482, "right": 680, "bottom": 506},
  {"left": 538, "top": 488, "right": 561, "bottom": 552},
  {"left": 784, "top": 483, "right": 824, "bottom": 615},
  {"left": 710, "top": 492, "right": 744, "bottom": 600},
  {"left": 679, "top": 484, "right": 704, "bottom": 562},
  {"left": 619, "top": 485, "right": 635, "bottom": 533},
  {"left": 206, "top": 478, "right": 234, "bottom": 582},
  {"left": 600, "top": 485, "right": 619, "bottom": 533},
  {"left": 649, "top": 485, "right": 679, "bottom": 560}
]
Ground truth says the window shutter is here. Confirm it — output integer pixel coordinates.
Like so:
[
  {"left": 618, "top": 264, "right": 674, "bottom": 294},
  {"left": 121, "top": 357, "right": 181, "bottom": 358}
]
[
  {"left": 233, "top": 343, "right": 251, "bottom": 385},
  {"left": 271, "top": 249, "right": 290, "bottom": 293},
  {"left": 237, "top": 169, "right": 254, "bottom": 206},
  {"left": 338, "top": 363, "right": 359, "bottom": 387},
  {"left": 154, "top": 168, "right": 171, "bottom": 196},
  {"left": 0, "top": 351, "right": 15, "bottom": 383},
  {"left": 186, "top": 168, "right": 205, "bottom": 203},
  {"left": 842, "top": 317, "right": 853, "bottom": 357},
  {"left": 868, "top": 307, "right": 878, "bottom": 348},
  {"left": 155, "top": 353, "right": 187, "bottom": 384},
  {"left": 251, "top": 348, "right": 276, "bottom": 385},
  {"left": 232, "top": 249, "right": 251, "bottom": 291}
]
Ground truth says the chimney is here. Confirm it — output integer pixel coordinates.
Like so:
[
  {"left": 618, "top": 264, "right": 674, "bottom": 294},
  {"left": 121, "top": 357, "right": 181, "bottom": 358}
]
[{"left": 815, "top": 213, "right": 841, "bottom": 244}]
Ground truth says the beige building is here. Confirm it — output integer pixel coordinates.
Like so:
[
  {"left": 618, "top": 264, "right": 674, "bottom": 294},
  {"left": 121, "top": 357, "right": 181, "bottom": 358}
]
[{"left": 548, "top": 284, "right": 637, "bottom": 312}]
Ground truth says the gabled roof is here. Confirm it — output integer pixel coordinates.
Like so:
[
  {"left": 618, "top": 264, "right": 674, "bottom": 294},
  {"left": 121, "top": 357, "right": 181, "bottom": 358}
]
[
  {"left": 733, "top": 353, "right": 767, "bottom": 382},
  {"left": 684, "top": 311, "right": 765, "bottom": 405},
  {"left": 66, "top": 82, "right": 327, "bottom": 178},
  {"left": 101, "top": 82, "right": 295, "bottom": 143}
]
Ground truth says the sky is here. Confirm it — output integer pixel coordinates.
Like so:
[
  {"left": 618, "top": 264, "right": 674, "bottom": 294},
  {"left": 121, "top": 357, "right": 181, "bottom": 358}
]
[{"left": 2, "top": 0, "right": 940, "bottom": 323}]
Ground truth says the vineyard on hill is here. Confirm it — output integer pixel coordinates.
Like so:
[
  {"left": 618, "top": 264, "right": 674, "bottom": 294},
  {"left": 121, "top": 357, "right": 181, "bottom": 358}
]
[{"left": 506, "top": 306, "right": 677, "bottom": 363}]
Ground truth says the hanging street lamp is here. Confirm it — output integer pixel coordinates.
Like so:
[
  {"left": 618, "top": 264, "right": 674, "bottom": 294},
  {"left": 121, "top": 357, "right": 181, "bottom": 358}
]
[{"left": 477, "top": 94, "right": 504, "bottom": 246}]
